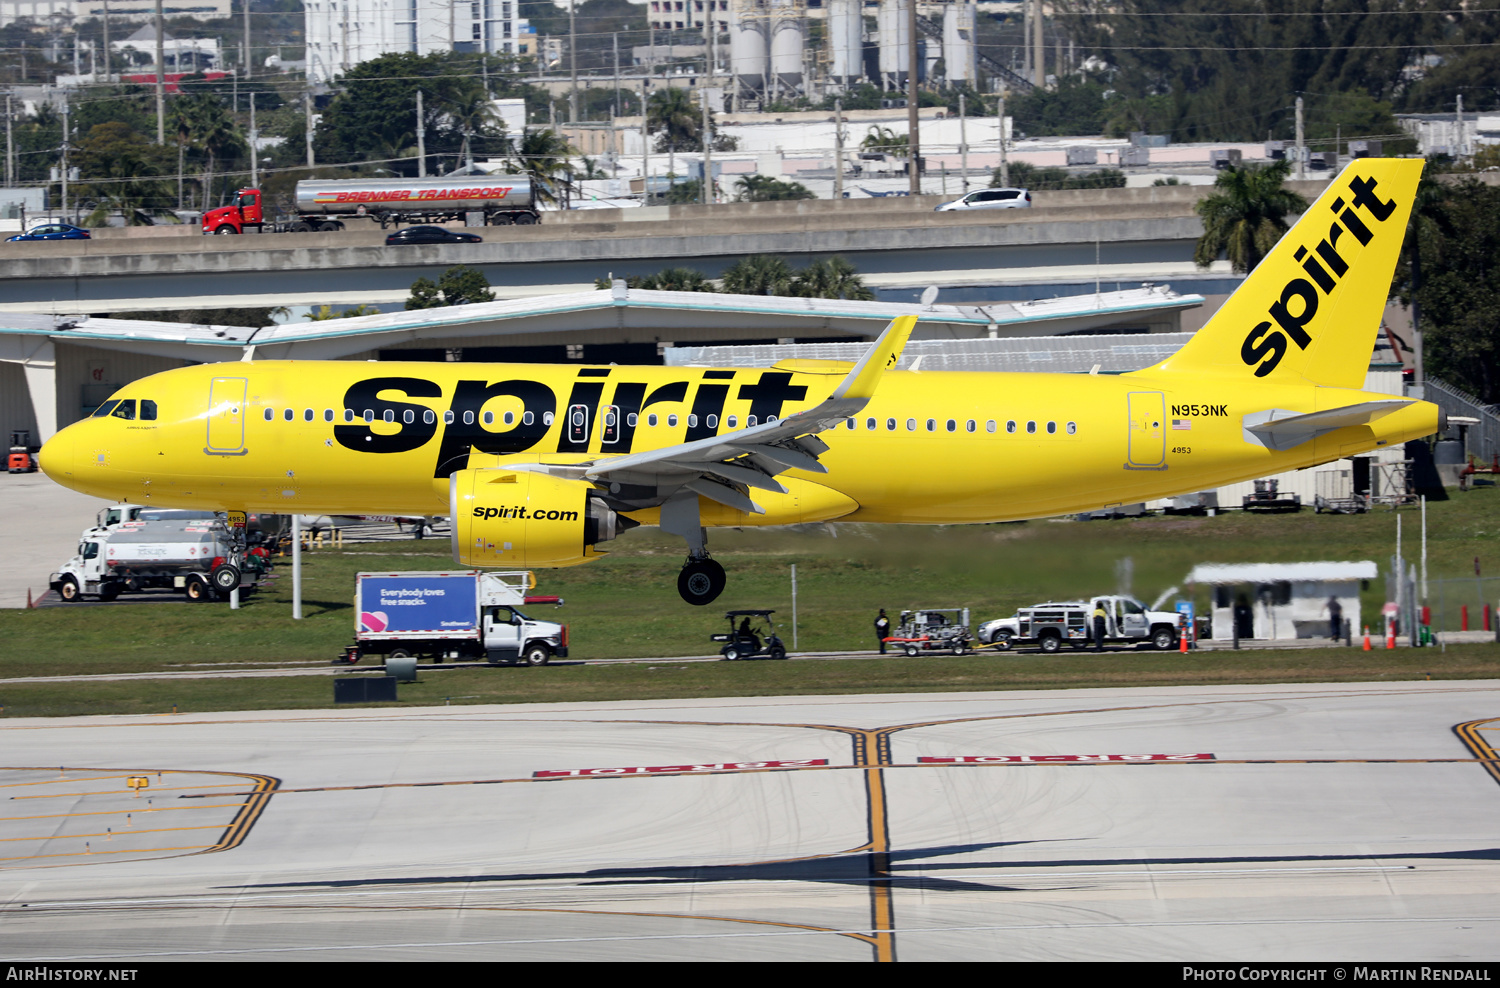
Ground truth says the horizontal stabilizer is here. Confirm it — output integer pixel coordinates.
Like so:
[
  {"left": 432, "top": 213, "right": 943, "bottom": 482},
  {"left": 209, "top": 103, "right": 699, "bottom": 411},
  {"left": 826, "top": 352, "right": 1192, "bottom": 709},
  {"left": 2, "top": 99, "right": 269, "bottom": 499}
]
[{"left": 1243, "top": 400, "right": 1412, "bottom": 451}]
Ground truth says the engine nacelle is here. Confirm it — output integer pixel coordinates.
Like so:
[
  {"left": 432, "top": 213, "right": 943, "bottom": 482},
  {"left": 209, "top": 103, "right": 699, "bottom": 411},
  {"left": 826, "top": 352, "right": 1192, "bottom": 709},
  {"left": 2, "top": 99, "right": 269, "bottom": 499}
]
[{"left": 450, "top": 468, "right": 625, "bottom": 568}]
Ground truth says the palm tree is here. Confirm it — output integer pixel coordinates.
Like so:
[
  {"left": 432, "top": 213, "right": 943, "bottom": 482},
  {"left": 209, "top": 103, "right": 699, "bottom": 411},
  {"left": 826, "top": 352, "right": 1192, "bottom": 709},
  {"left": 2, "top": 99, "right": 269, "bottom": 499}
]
[
  {"left": 446, "top": 82, "right": 503, "bottom": 169},
  {"left": 734, "top": 175, "right": 816, "bottom": 202},
  {"left": 648, "top": 87, "right": 702, "bottom": 154},
  {"left": 511, "top": 129, "right": 575, "bottom": 206},
  {"left": 1193, "top": 160, "right": 1308, "bottom": 273},
  {"left": 721, "top": 254, "right": 794, "bottom": 296},
  {"left": 791, "top": 256, "right": 876, "bottom": 301},
  {"left": 639, "top": 267, "right": 717, "bottom": 292},
  {"left": 860, "top": 125, "right": 909, "bottom": 159}
]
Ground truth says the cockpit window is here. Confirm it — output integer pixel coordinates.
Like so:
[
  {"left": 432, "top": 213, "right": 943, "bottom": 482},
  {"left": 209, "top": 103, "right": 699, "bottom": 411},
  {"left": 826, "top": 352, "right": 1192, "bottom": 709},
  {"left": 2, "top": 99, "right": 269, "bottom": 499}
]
[
  {"left": 140, "top": 400, "right": 157, "bottom": 421},
  {"left": 110, "top": 400, "right": 136, "bottom": 420},
  {"left": 92, "top": 400, "right": 120, "bottom": 418}
]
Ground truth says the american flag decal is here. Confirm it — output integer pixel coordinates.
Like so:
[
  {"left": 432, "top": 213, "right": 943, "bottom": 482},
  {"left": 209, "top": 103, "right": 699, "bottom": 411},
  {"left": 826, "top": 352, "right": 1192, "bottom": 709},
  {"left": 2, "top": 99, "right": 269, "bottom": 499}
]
[{"left": 1172, "top": 419, "right": 1191, "bottom": 431}]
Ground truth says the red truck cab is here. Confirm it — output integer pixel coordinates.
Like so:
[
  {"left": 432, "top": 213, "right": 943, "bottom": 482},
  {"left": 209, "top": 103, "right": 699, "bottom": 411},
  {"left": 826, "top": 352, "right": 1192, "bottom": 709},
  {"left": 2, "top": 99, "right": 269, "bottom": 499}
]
[{"left": 202, "top": 188, "right": 264, "bottom": 235}]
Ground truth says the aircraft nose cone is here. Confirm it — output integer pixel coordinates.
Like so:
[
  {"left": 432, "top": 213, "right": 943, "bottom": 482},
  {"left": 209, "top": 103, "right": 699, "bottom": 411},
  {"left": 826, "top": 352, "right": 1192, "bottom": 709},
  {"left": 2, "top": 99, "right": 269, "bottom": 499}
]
[{"left": 38, "top": 427, "right": 75, "bottom": 487}]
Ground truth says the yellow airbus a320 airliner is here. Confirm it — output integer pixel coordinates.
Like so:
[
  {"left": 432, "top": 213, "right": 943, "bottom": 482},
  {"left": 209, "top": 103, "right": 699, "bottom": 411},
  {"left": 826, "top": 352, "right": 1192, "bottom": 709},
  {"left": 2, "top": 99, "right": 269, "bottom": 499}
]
[{"left": 41, "top": 159, "right": 1440, "bottom": 604}]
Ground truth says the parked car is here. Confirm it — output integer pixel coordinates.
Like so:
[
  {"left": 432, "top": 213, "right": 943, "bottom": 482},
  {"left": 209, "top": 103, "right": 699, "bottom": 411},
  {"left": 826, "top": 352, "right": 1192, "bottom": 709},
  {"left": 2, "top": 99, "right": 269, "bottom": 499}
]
[
  {"left": 934, "top": 188, "right": 1032, "bottom": 212},
  {"left": 384, "top": 225, "right": 483, "bottom": 245},
  {"left": 7, "top": 222, "right": 91, "bottom": 241}
]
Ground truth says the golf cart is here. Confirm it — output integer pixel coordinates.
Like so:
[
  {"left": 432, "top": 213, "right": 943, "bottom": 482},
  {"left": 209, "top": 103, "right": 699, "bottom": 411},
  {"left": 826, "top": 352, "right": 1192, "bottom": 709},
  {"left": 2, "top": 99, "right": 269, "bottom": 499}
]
[{"left": 712, "top": 609, "right": 788, "bottom": 661}]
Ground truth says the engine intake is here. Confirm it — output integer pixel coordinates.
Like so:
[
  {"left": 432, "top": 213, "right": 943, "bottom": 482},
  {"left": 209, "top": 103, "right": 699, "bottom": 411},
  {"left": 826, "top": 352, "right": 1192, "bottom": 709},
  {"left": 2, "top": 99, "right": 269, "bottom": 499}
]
[{"left": 450, "top": 468, "right": 629, "bottom": 568}]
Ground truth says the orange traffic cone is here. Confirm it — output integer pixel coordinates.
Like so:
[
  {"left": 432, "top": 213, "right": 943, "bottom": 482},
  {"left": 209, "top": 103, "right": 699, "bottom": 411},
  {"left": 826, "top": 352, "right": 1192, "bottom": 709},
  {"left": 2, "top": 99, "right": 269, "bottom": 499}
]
[
  {"left": 1386, "top": 624, "right": 1396, "bottom": 649},
  {"left": 1363, "top": 626, "right": 1371, "bottom": 651}
]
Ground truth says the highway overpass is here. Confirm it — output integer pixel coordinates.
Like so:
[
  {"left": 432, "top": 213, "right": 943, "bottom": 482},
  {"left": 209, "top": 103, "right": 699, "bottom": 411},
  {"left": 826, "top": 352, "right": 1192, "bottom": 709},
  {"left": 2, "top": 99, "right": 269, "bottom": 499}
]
[{"left": 0, "top": 184, "right": 1266, "bottom": 313}]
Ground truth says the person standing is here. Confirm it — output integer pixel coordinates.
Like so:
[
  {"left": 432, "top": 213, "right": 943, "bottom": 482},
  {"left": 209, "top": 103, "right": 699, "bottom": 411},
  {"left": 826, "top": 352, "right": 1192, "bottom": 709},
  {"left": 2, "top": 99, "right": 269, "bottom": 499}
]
[
  {"left": 1092, "top": 600, "right": 1108, "bottom": 652},
  {"left": 1325, "top": 595, "right": 1343, "bottom": 641},
  {"left": 875, "top": 609, "right": 891, "bottom": 653}
]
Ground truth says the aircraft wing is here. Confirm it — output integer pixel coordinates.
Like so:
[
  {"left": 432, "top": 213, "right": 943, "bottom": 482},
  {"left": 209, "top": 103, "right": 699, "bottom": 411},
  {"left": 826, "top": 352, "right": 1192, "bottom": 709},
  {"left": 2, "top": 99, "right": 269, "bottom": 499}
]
[
  {"left": 537, "top": 315, "right": 915, "bottom": 514},
  {"left": 1243, "top": 400, "right": 1413, "bottom": 452}
]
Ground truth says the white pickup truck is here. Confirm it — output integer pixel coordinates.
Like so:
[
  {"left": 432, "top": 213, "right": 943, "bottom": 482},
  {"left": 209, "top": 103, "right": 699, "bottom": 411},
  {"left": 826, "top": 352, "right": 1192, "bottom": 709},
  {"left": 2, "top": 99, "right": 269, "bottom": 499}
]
[
  {"left": 978, "top": 595, "right": 1181, "bottom": 652},
  {"left": 51, "top": 520, "right": 251, "bottom": 602}
]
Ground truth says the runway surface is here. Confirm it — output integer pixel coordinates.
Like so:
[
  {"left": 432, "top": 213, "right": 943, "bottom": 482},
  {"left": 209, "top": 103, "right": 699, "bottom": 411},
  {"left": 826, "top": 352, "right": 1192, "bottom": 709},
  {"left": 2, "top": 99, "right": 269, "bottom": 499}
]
[{"left": 3, "top": 681, "right": 1499, "bottom": 962}]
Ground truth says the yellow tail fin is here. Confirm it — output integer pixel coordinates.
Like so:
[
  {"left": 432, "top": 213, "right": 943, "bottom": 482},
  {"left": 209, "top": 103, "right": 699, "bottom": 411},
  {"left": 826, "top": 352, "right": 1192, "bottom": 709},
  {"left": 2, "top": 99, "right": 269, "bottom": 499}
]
[{"left": 1143, "top": 158, "right": 1422, "bottom": 390}]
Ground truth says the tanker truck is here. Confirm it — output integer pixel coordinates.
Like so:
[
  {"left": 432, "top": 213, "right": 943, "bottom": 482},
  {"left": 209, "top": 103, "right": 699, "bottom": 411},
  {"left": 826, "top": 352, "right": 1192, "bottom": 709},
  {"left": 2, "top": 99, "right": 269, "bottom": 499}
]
[
  {"left": 49, "top": 519, "right": 256, "bottom": 602},
  {"left": 200, "top": 176, "right": 547, "bottom": 235}
]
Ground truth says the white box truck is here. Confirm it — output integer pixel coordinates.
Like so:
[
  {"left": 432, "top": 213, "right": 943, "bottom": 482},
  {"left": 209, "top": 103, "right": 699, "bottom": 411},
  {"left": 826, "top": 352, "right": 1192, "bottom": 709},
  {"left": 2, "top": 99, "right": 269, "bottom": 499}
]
[{"left": 348, "top": 571, "right": 568, "bottom": 666}]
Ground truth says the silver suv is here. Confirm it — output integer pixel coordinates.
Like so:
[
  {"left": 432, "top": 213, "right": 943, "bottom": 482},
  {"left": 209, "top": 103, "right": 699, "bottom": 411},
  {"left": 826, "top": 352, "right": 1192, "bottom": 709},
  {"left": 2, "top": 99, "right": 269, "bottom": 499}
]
[{"left": 934, "top": 187, "right": 1032, "bottom": 212}]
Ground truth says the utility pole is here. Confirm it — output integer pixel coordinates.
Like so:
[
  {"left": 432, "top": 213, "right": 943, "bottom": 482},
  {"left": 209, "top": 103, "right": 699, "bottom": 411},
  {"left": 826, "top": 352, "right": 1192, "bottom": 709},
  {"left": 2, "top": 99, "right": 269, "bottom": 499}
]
[
  {"left": 101, "top": 0, "right": 110, "bottom": 83},
  {"left": 1023, "top": 0, "right": 1031, "bottom": 82},
  {"left": 568, "top": 0, "right": 578, "bottom": 124},
  {"left": 242, "top": 0, "right": 250, "bottom": 80},
  {"left": 416, "top": 89, "right": 426, "bottom": 177},
  {"left": 60, "top": 99, "right": 69, "bottom": 222},
  {"left": 834, "top": 98, "right": 844, "bottom": 201},
  {"left": 1294, "top": 95, "right": 1304, "bottom": 181},
  {"left": 906, "top": 0, "right": 919, "bottom": 195},
  {"left": 1456, "top": 93, "right": 1465, "bottom": 159},
  {"left": 249, "top": 98, "right": 258, "bottom": 187},
  {"left": 959, "top": 92, "right": 967, "bottom": 192},
  {"left": 613, "top": 33, "right": 620, "bottom": 118},
  {"left": 5, "top": 94, "right": 13, "bottom": 188},
  {"left": 1033, "top": 0, "right": 1044, "bottom": 89},
  {"left": 154, "top": 0, "right": 165, "bottom": 143},
  {"left": 701, "top": 87, "right": 712, "bottom": 204},
  {"left": 998, "top": 94, "right": 1009, "bottom": 187},
  {"left": 305, "top": 89, "right": 315, "bottom": 167},
  {"left": 641, "top": 78, "right": 651, "bottom": 205}
]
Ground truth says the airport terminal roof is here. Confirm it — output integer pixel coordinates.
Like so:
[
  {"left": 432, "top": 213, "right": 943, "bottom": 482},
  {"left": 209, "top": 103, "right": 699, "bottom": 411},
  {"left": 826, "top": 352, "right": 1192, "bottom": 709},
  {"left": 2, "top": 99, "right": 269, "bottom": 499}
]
[
  {"left": 670, "top": 332, "right": 1196, "bottom": 375},
  {"left": 1184, "top": 562, "right": 1380, "bottom": 584},
  {"left": 0, "top": 284, "right": 1204, "bottom": 363}
]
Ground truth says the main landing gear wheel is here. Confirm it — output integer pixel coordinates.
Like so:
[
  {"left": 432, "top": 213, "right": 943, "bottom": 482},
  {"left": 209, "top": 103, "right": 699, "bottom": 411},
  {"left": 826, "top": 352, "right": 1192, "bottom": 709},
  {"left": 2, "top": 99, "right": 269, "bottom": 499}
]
[{"left": 677, "top": 559, "right": 726, "bottom": 606}]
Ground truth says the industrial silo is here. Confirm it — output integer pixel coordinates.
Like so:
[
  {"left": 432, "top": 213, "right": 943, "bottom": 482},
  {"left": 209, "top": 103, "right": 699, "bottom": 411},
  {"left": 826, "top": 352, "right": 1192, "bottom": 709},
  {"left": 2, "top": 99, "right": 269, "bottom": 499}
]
[
  {"left": 877, "top": 0, "right": 911, "bottom": 88},
  {"left": 943, "top": 2, "right": 977, "bottom": 84},
  {"left": 769, "top": 0, "right": 805, "bottom": 92},
  {"left": 730, "top": 0, "right": 770, "bottom": 93},
  {"left": 828, "top": 0, "right": 864, "bottom": 85}
]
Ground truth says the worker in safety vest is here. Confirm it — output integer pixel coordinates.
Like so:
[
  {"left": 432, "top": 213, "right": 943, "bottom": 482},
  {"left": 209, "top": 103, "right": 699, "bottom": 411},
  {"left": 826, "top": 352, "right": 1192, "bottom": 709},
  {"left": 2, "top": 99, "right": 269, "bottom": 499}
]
[{"left": 1092, "top": 601, "right": 1108, "bottom": 652}]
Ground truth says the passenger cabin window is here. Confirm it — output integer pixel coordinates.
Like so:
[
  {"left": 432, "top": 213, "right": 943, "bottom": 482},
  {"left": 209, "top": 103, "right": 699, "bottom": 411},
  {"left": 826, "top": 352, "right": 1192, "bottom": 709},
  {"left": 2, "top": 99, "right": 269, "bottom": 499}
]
[
  {"left": 283, "top": 408, "right": 294, "bottom": 422},
  {"left": 324, "top": 409, "right": 334, "bottom": 423},
  {"left": 305, "top": 409, "right": 315, "bottom": 422},
  {"left": 264, "top": 408, "right": 274, "bottom": 421}
]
